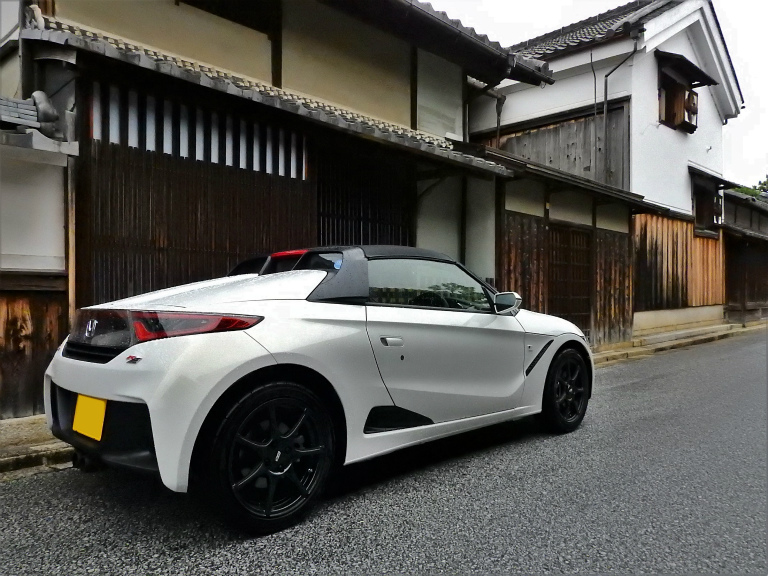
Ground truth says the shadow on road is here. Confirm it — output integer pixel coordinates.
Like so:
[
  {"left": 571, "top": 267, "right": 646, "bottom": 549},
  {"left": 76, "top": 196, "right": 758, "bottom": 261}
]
[
  {"left": 51, "top": 413, "right": 552, "bottom": 543},
  {"left": 326, "top": 415, "right": 550, "bottom": 499}
]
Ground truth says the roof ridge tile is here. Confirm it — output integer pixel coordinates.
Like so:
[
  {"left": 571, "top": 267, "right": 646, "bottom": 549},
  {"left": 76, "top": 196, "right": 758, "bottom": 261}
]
[{"left": 509, "top": 0, "right": 658, "bottom": 59}]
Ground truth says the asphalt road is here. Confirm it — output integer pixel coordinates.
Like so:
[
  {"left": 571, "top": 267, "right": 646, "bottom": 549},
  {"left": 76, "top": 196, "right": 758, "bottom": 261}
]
[{"left": 1, "top": 330, "right": 766, "bottom": 575}]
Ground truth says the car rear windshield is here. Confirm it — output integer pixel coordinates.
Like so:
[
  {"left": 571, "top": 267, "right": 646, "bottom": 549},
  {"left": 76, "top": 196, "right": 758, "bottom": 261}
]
[{"left": 293, "top": 252, "right": 342, "bottom": 272}]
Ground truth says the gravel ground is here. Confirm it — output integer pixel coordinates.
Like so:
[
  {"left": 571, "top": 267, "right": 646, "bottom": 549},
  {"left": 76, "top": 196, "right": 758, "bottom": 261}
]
[{"left": 1, "top": 330, "right": 766, "bottom": 575}]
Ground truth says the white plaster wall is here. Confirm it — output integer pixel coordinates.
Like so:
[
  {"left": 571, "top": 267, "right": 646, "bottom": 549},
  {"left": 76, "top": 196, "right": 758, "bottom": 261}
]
[
  {"left": 630, "top": 32, "right": 724, "bottom": 214},
  {"left": 0, "top": 0, "right": 20, "bottom": 98},
  {"left": 471, "top": 47, "right": 634, "bottom": 133},
  {"left": 56, "top": 0, "right": 272, "bottom": 83},
  {"left": 0, "top": 1, "right": 19, "bottom": 40},
  {"left": 283, "top": 0, "right": 410, "bottom": 127},
  {"left": 0, "top": 152, "right": 66, "bottom": 271},
  {"left": 505, "top": 179, "right": 545, "bottom": 217},
  {"left": 417, "top": 50, "right": 463, "bottom": 139},
  {"left": 465, "top": 177, "right": 495, "bottom": 281},
  {"left": 549, "top": 190, "right": 593, "bottom": 226},
  {"left": 0, "top": 51, "right": 20, "bottom": 98},
  {"left": 416, "top": 177, "right": 461, "bottom": 260}
]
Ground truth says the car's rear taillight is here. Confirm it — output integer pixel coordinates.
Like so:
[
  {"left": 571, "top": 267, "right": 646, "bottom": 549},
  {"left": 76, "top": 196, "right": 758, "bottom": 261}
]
[{"left": 130, "top": 312, "right": 263, "bottom": 343}]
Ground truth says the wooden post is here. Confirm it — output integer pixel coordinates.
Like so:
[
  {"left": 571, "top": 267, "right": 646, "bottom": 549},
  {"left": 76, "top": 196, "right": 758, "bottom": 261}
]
[
  {"left": 590, "top": 199, "right": 597, "bottom": 346},
  {"left": 495, "top": 176, "right": 506, "bottom": 292},
  {"left": 67, "top": 157, "right": 76, "bottom": 328}
]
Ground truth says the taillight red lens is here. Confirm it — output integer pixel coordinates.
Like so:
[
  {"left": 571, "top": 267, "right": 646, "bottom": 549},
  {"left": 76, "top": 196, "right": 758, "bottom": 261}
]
[{"left": 131, "top": 312, "right": 262, "bottom": 343}]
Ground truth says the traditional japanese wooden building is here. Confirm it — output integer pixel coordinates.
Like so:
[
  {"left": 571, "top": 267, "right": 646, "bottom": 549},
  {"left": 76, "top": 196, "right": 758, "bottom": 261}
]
[
  {"left": 723, "top": 190, "right": 768, "bottom": 325},
  {"left": 1, "top": 0, "right": 557, "bottom": 417}
]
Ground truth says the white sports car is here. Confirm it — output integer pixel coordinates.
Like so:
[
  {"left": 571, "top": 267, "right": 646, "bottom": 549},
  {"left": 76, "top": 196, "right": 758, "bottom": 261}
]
[{"left": 45, "top": 246, "right": 592, "bottom": 534}]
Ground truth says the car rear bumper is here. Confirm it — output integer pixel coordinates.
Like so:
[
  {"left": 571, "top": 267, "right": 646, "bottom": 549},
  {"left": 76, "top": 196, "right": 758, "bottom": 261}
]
[
  {"left": 44, "top": 330, "right": 278, "bottom": 492},
  {"left": 49, "top": 381, "right": 159, "bottom": 473}
]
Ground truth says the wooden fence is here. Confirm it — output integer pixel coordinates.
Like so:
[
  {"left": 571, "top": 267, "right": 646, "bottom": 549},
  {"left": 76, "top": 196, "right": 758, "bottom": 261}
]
[
  {"left": 77, "top": 140, "right": 317, "bottom": 306},
  {"left": 501, "top": 211, "right": 633, "bottom": 346},
  {"left": 633, "top": 213, "right": 725, "bottom": 311}
]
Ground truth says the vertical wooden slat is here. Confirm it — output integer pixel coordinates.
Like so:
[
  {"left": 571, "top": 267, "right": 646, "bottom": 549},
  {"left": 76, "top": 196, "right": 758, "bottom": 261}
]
[
  {"left": 633, "top": 213, "right": 726, "bottom": 313},
  {"left": 0, "top": 290, "right": 67, "bottom": 418},
  {"left": 76, "top": 139, "right": 317, "bottom": 306}
]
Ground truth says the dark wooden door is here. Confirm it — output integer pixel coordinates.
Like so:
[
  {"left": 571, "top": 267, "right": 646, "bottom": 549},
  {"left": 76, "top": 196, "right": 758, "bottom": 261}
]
[{"left": 548, "top": 226, "right": 592, "bottom": 336}]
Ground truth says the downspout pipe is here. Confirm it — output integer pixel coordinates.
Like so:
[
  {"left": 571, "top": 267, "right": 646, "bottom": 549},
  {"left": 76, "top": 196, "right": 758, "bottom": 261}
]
[{"left": 603, "top": 39, "right": 637, "bottom": 182}]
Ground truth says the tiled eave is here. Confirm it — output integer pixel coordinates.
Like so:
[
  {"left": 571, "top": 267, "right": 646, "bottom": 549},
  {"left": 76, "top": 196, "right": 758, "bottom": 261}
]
[
  {"left": 21, "top": 21, "right": 514, "bottom": 179},
  {"left": 722, "top": 223, "right": 768, "bottom": 243},
  {"left": 1, "top": 128, "right": 79, "bottom": 156},
  {"left": 456, "top": 143, "right": 669, "bottom": 214},
  {"left": 725, "top": 190, "right": 768, "bottom": 216}
]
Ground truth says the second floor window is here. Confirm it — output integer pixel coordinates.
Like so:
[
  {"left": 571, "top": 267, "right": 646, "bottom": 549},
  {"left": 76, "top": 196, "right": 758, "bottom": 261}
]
[
  {"left": 659, "top": 73, "right": 699, "bottom": 133},
  {"left": 656, "top": 50, "right": 718, "bottom": 135}
]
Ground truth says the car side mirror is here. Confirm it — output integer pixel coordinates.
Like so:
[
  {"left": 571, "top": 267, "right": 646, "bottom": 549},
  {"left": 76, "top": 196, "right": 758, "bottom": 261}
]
[{"left": 494, "top": 291, "right": 522, "bottom": 315}]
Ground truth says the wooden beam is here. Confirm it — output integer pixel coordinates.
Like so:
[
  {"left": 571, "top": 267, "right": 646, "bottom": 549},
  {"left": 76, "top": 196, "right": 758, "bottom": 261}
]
[
  {"left": 67, "top": 157, "right": 76, "bottom": 326},
  {"left": 410, "top": 46, "right": 418, "bottom": 130}
]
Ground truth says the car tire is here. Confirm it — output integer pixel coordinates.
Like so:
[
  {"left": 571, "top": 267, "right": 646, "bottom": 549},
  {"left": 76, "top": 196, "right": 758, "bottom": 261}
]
[
  {"left": 208, "top": 381, "right": 335, "bottom": 535},
  {"left": 541, "top": 348, "right": 589, "bottom": 434}
]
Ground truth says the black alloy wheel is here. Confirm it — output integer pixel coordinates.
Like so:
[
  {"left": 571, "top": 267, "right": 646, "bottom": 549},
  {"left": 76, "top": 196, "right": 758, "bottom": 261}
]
[
  {"left": 211, "top": 382, "right": 335, "bottom": 534},
  {"left": 542, "top": 348, "right": 589, "bottom": 433}
]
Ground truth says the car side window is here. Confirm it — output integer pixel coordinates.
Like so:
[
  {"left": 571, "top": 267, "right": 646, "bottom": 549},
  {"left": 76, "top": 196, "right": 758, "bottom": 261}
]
[{"left": 368, "top": 258, "right": 492, "bottom": 312}]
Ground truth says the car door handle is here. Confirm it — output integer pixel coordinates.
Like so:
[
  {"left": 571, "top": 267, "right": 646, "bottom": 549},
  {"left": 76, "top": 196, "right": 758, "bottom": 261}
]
[{"left": 380, "top": 337, "right": 404, "bottom": 347}]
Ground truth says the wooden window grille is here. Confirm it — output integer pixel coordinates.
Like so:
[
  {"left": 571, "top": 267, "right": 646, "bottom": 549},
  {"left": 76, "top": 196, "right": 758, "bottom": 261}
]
[
  {"left": 693, "top": 182, "right": 722, "bottom": 236},
  {"left": 659, "top": 73, "right": 698, "bottom": 134},
  {"left": 89, "top": 81, "right": 309, "bottom": 181}
]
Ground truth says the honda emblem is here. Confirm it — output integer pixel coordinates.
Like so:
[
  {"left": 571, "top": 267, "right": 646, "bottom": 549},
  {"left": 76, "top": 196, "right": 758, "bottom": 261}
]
[{"left": 84, "top": 319, "right": 98, "bottom": 338}]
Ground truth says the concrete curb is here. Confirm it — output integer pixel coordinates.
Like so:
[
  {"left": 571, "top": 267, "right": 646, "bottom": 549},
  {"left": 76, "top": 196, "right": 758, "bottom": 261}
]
[
  {"left": 593, "top": 323, "right": 766, "bottom": 366},
  {"left": 0, "top": 440, "right": 74, "bottom": 474}
]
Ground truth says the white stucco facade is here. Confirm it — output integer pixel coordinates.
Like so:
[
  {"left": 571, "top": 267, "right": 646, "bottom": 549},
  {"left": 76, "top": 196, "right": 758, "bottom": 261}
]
[
  {"left": 415, "top": 176, "right": 462, "bottom": 260},
  {"left": 471, "top": 39, "right": 636, "bottom": 131},
  {"left": 465, "top": 178, "right": 496, "bottom": 282},
  {"left": 629, "top": 31, "right": 725, "bottom": 214},
  {"left": 471, "top": 0, "right": 742, "bottom": 217},
  {"left": 0, "top": 146, "right": 67, "bottom": 272}
]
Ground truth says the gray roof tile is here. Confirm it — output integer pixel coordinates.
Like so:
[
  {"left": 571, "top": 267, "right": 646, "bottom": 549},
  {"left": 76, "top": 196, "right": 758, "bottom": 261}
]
[
  {"left": 510, "top": 0, "right": 678, "bottom": 59},
  {"left": 24, "top": 17, "right": 514, "bottom": 177},
  {"left": 0, "top": 96, "right": 40, "bottom": 129}
]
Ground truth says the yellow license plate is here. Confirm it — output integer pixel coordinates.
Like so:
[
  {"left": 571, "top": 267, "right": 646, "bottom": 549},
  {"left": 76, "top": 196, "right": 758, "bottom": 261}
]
[{"left": 72, "top": 395, "right": 107, "bottom": 441}]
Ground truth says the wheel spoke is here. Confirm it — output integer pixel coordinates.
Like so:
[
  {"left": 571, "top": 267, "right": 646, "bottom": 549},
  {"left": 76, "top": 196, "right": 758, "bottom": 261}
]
[
  {"left": 235, "top": 434, "right": 269, "bottom": 456},
  {"left": 268, "top": 404, "right": 279, "bottom": 436},
  {"left": 570, "top": 364, "right": 581, "bottom": 383},
  {"left": 285, "top": 469, "right": 309, "bottom": 497},
  {"left": 294, "top": 445, "right": 325, "bottom": 458},
  {"left": 283, "top": 409, "right": 307, "bottom": 440},
  {"left": 554, "top": 381, "right": 567, "bottom": 402},
  {"left": 232, "top": 463, "right": 265, "bottom": 491},
  {"left": 264, "top": 474, "right": 278, "bottom": 518},
  {"left": 570, "top": 398, "right": 580, "bottom": 415}
]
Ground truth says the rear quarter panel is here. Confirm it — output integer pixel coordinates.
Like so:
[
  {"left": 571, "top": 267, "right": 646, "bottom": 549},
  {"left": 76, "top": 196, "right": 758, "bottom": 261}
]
[{"left": 243, "top": 300, "right": 395, "bottom": 461}]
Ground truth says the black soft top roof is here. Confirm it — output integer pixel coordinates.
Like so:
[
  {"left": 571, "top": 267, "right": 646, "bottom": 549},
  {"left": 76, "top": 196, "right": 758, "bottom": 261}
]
[
  {"left": 292, "top": 245, "right": 454, "bottom": 261},
  {"left": 351, "top": 245, "right": 452, "bottom": 261}
]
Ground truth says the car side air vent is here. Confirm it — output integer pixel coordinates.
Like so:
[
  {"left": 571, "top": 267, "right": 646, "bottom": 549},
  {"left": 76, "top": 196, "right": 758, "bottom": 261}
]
[{"left": 364, "top": 406, "right": 434, "bottom": 434}]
